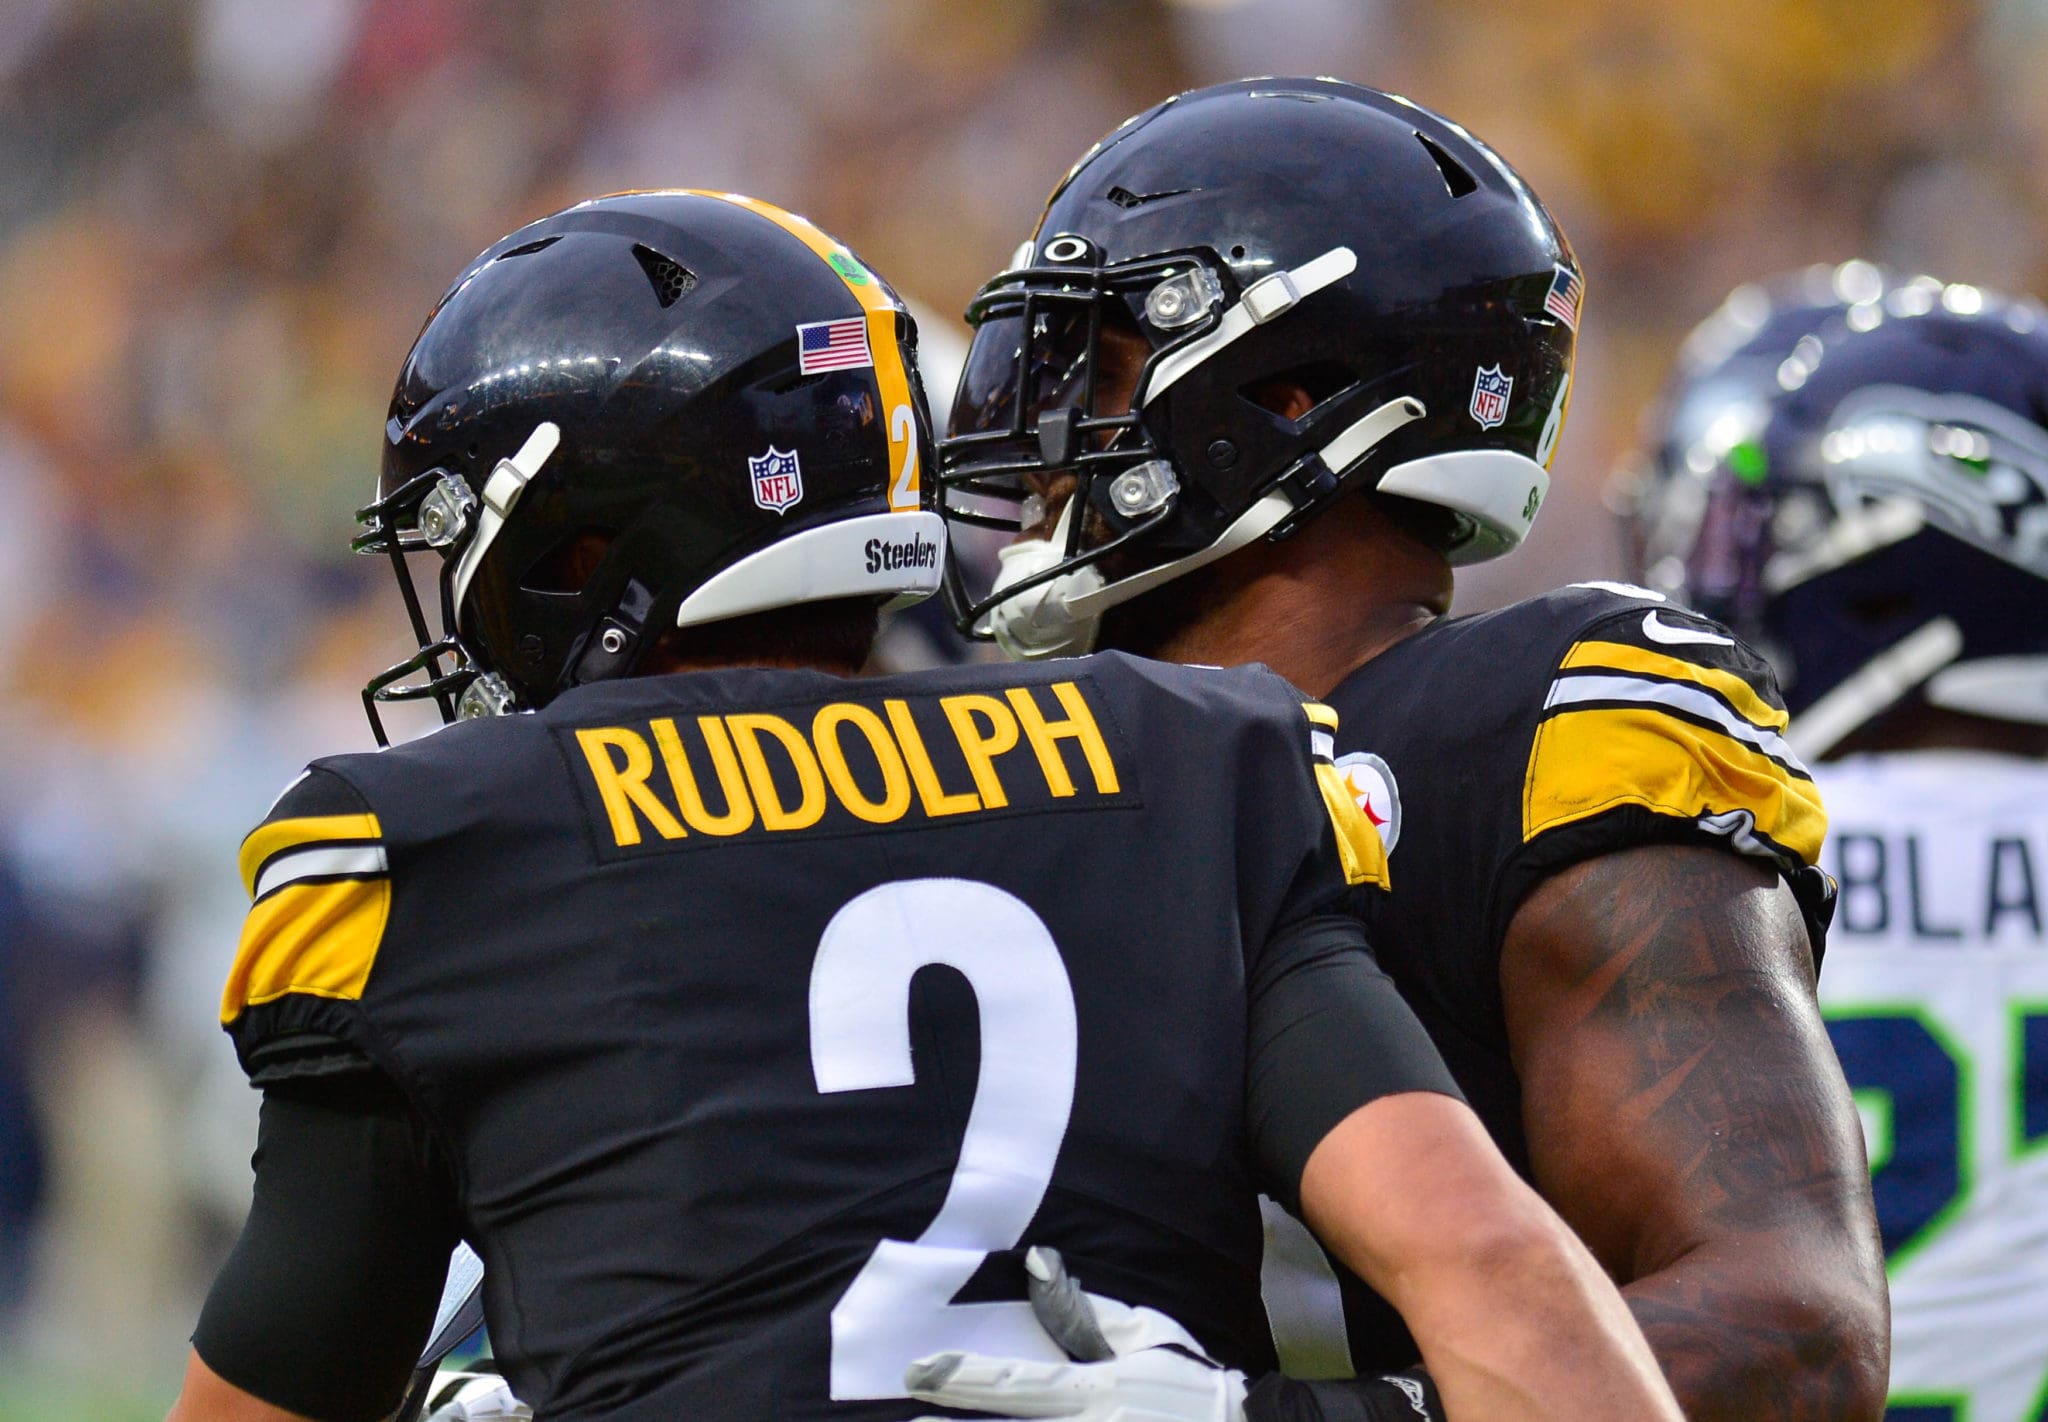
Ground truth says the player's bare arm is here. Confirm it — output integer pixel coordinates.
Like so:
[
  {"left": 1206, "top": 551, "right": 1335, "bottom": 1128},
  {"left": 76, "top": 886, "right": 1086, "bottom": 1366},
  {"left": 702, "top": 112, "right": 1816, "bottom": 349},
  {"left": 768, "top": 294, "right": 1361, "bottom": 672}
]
[
  {"left": 1500, "top": 842, "right": 1889, "bottom": 1421},
  {"left": 1298, "top": 1091, "right": 1683, "bottom": 1422},
  {"left": 910, "top": 1085, "right": 1685, "bottom": 1422}
]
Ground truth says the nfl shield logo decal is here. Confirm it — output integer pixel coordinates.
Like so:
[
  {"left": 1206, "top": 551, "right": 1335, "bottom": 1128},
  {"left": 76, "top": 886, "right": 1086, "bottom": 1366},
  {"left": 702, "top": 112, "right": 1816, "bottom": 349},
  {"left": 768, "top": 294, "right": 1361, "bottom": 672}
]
[
  {"left": 748, "top": 446, "right": 804, "bottom": 514},
  {"left": 1469, "top": 364, "right": 1512, "bottom": 429}
]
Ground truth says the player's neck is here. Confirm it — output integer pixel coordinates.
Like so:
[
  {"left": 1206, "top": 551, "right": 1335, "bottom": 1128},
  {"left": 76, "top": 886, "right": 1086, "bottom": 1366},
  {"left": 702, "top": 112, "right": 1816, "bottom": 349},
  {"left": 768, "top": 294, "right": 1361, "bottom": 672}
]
[{"left": 1107, "top": 496, "right": 1451, "bottom": 698}]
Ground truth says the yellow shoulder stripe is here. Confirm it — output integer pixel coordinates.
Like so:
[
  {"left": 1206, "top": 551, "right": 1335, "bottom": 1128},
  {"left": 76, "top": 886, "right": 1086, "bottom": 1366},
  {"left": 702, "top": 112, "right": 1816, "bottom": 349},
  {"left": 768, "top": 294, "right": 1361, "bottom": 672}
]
[
  {"left": 684, "top": 190, "right": 921, "bottom": 511},
  {"left": 220, "top": 877, "right": 391, "bottom": 1024},
  {"left": 1561, "top": 640, "right": 1786, "bottom": 733},
  {"left": 1316, "top": 762, "right": 1392, "bottom": 889},
  {"left": 239, "top": 814, "right": 382, "bottom": 898},
  {"left": 1524, "top": 705, "right": 1826, "bottom": 864},
  {"left": 1301, "top": 701, "right": 1340, "bottom": 731}
]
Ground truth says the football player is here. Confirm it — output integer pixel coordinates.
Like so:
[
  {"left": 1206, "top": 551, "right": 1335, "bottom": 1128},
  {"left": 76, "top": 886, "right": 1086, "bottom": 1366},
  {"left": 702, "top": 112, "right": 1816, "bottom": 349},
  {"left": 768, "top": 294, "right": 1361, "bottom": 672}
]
[
  {"left": 927, "top": 79, "right": 1889, "bottom": 1421},
  {"left": 162, "top": 192, "right": 1681, "bottom": 1422},
  {"left": 1634, "top": 279, "right": 2048, "bottom": 1421}
]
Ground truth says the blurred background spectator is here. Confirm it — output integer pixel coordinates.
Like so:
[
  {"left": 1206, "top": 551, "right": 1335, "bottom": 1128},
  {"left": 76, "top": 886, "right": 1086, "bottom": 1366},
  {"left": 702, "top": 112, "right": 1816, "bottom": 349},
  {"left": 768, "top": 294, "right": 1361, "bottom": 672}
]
[{"left": 0, "top": 1, "right": 2041, "bottom": 1414}]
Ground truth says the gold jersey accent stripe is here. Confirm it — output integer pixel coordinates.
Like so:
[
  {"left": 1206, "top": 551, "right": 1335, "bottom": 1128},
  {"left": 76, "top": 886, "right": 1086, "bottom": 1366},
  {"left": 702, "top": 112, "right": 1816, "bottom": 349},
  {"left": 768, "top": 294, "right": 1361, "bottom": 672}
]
[
  {"left": 684, "top": 191, "right": 922, "bottom": 511},
  {"left": 1316, "top": 762, "right": 1392, "bottom": 889},
  {"left": 239, "top": 814, "right": 382, "bottom": 898},
  {"left": 1523, "top": 705, "right": 1827, "bottom": 864},
  {"left": 1301, "top": 701, "right": 1340, "bottom": 731},
  {"left": 1560, "top": 639, "right": 1786, "bottom": 733},
  {"left": 220, "top": 876, "right": 392, "bottom": 1024}
]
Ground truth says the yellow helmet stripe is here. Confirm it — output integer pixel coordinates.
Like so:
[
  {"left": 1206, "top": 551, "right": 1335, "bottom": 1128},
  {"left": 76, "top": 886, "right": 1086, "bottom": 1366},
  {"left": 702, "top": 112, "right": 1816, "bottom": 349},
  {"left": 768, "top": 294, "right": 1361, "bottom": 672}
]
[{"left": 684, "top": 191, "right": 921, "bottom": 512}]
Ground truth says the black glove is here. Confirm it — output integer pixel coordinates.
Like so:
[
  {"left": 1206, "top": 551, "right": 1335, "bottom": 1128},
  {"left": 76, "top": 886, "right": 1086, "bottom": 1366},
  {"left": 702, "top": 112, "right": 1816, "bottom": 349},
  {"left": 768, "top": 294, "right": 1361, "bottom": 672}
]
[{"left": 1244, "top": 1368, "right": 1444, "bottom": 1422}]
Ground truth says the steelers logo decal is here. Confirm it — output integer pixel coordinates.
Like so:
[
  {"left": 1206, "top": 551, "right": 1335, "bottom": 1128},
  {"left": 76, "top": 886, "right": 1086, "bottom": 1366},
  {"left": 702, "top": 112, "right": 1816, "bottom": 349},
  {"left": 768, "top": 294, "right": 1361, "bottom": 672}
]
[{"left": 1333, "top": 751, "right": 1402, "bottom": 854}]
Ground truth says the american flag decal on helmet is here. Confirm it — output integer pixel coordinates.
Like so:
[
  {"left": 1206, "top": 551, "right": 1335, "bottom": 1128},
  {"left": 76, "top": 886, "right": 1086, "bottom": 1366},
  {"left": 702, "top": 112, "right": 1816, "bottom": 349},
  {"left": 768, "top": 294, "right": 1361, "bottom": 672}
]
[
  {"left": 1544, "top": 266, "right": 1583, "bottom": 331},
  {"left": 796, "top": 317, "right": 873, "bottom": 374}
]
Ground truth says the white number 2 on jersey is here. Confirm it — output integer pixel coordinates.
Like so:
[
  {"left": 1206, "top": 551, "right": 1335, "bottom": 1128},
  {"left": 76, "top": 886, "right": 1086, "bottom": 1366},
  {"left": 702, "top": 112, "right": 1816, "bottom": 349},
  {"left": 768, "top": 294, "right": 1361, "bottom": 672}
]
[{"left": 809, "top": 878, "right": 1078, "bottom": 1399}]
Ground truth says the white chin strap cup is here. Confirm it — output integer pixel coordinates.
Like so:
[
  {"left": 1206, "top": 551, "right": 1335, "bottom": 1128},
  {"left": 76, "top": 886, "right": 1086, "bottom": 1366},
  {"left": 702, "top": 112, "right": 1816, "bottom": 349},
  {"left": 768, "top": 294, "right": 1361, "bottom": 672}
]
[
  {"left": 987, "top": 499, "right": 1107, "bottom": 660},
  {"left": 984, "top": 397, "right": 1439, "bottom": 659}
]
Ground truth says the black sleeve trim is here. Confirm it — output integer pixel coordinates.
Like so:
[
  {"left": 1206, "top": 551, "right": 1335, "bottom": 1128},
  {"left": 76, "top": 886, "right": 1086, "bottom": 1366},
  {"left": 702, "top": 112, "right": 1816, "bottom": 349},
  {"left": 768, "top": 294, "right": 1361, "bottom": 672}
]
[
  {"left": 227, "top": 994, "right": 382, "bottom": 1081},
  {"left": 243, "top": 1031, "right": 379, "bottom": 1087},
  {"left": 191, "top": 1071, "right": 462, "bottom": 1422},
  {"left": 1248, "top": 914, "right": 1463, "bottom": 1215}
]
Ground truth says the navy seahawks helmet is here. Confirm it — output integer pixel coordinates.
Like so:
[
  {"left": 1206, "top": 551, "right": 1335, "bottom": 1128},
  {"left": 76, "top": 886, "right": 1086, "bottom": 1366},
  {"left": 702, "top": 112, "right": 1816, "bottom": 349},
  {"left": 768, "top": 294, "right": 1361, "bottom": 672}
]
[
  {"left": 938, "top": 78, "right": 1580, "bottom": 657},
  {"left": 1625, "top": 260, "right": 1907, "bottom": 595},
  {"left": 355, "top": 191, "right": 942, "bottom": 744},
  {"left": 1638, "top": 281, "right": 2048, "bottom": 755}
]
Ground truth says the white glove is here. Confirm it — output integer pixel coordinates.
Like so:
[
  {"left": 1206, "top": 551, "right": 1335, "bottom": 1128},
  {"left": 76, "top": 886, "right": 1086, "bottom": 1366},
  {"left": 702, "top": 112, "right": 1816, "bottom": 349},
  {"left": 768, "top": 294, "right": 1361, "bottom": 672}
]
[
  {"left": 905, "top": 1247, "right": 1249, "bottom": 1422},
  {"left": 419, "top": 1366, "right": 531, "bottom": 1421}
]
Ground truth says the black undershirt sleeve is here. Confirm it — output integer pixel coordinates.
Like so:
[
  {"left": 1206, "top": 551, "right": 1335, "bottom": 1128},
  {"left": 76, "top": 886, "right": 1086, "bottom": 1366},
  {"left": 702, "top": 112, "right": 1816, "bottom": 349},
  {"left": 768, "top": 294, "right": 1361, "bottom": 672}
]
[
  {"left": 192, "top": 1065, "right": 464, "bottom": 1422},
  {"left": 1246, "top": 913, "right": 1463, "bottom": 1216}
]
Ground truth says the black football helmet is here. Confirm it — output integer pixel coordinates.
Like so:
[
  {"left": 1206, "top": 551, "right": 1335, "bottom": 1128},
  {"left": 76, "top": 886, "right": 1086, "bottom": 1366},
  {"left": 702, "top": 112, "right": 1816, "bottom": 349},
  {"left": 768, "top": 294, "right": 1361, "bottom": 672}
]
[
  {"left": 938, "top": 77, "right": 1580, "bottom": 657},
  {"left": 354, "top": 191, "right": 943, "bottom": 744},
  {"left": 1635, "top": 281, "right": 2048, "bottom": 755}
]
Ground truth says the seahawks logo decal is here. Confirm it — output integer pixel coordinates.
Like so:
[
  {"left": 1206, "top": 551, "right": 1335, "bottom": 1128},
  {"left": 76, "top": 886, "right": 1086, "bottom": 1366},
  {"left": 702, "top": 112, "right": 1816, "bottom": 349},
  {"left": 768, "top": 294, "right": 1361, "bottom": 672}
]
[{"left": 1333, "top": 751, "right": 1402, "bottom": 853}]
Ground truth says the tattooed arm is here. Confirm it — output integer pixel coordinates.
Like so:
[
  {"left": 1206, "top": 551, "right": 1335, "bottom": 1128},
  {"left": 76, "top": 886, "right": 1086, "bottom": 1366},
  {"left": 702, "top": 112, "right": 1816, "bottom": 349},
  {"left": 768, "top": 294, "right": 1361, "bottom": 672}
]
[{"left": 1499, "top": 843, "right": 1889, "bottom": 1421}]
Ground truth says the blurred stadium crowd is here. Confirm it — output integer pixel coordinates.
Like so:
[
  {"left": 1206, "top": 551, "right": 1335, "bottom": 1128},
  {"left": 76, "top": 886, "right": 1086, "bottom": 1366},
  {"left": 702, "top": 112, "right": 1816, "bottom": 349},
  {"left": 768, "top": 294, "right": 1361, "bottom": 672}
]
[{"left": 3, "top": 0, "right": 2047, "bottom": 1414}]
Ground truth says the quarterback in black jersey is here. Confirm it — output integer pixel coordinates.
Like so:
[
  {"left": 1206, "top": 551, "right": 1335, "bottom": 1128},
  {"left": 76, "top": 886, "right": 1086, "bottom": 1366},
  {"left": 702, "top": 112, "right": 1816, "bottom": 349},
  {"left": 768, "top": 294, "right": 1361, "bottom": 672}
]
[
  {"left": 166, "top": 192, "right": 1683, "bottom": 1422},
  {"left": 933, "top": 80, "right": 1887, "bottom": 1422}
]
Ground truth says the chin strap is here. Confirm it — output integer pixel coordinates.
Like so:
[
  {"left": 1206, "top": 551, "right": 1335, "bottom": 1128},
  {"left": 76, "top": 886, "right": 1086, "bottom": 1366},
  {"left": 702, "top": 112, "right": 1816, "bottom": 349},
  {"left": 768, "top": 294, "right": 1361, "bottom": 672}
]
[
  {"left": 985, "top": 398, "right": 1426, "bottom": 660},
  {"left": 1142, "top": 247, "right": 1359, "bottom": 406},
  {"left": 448, "top": 422, "right": 562, "bottom": 630},
  {"left": 1784, "top": 617, "right": 1962, "bottom": 760}
]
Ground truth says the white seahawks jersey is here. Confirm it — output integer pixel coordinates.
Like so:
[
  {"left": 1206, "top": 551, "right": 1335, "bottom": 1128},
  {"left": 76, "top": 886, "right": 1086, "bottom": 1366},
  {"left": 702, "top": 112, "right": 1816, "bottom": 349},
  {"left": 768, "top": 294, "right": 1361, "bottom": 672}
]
[{"left": 1817, "top": 751, "right": 2048, "bottom": 1422}]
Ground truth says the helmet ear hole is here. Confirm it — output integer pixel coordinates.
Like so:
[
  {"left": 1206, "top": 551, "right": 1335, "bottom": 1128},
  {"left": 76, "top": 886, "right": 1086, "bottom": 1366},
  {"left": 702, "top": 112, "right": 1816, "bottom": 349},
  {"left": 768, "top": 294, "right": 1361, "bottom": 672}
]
[
  {"left": 521, "top": 528, "right": 618, "bottom": 595},
  {"left": 1239, "top": 362, "right": 1358, "bottom": 424}
]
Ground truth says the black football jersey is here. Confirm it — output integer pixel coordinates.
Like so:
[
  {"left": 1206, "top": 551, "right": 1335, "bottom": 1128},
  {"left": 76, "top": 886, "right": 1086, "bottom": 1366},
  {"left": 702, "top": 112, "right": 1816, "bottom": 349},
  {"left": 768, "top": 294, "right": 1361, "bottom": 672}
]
[
  {"left": 1262, "top": 582, "right": 1835, "bottom": 1375},
  {"left": 221, "top": 653, "right": 1405, "bottom": 1420}
]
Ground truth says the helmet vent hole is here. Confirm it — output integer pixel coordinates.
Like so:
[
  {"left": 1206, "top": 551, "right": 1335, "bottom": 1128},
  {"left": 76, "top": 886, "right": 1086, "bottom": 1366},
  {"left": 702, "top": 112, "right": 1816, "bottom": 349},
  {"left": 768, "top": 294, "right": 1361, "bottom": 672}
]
[
  {"left": 496, "top": 236, "right": 562, "bottom": 261},
  {"left": 1414, "top": 133, "right": 1477, "bottom": 199},
  {"left": 632, "top": 244, "right": 697, "bottom": 308},
  {"left": 1104, "top": 184, "right": 1193, "bottom": 210}
]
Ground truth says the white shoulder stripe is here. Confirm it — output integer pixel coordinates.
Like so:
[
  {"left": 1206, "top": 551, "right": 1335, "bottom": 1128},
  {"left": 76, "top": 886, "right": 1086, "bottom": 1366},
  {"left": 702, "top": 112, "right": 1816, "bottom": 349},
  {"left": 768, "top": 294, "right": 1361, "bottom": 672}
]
[
  {"left": 1545, "top": 672, "right": 1811, "bottom": 777},
  {"left": 1310, "top": 729, "right": 1335, "bottom": 761},
  {"left": 255, "top": 844, "right": 390, "bottom": 900}
]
